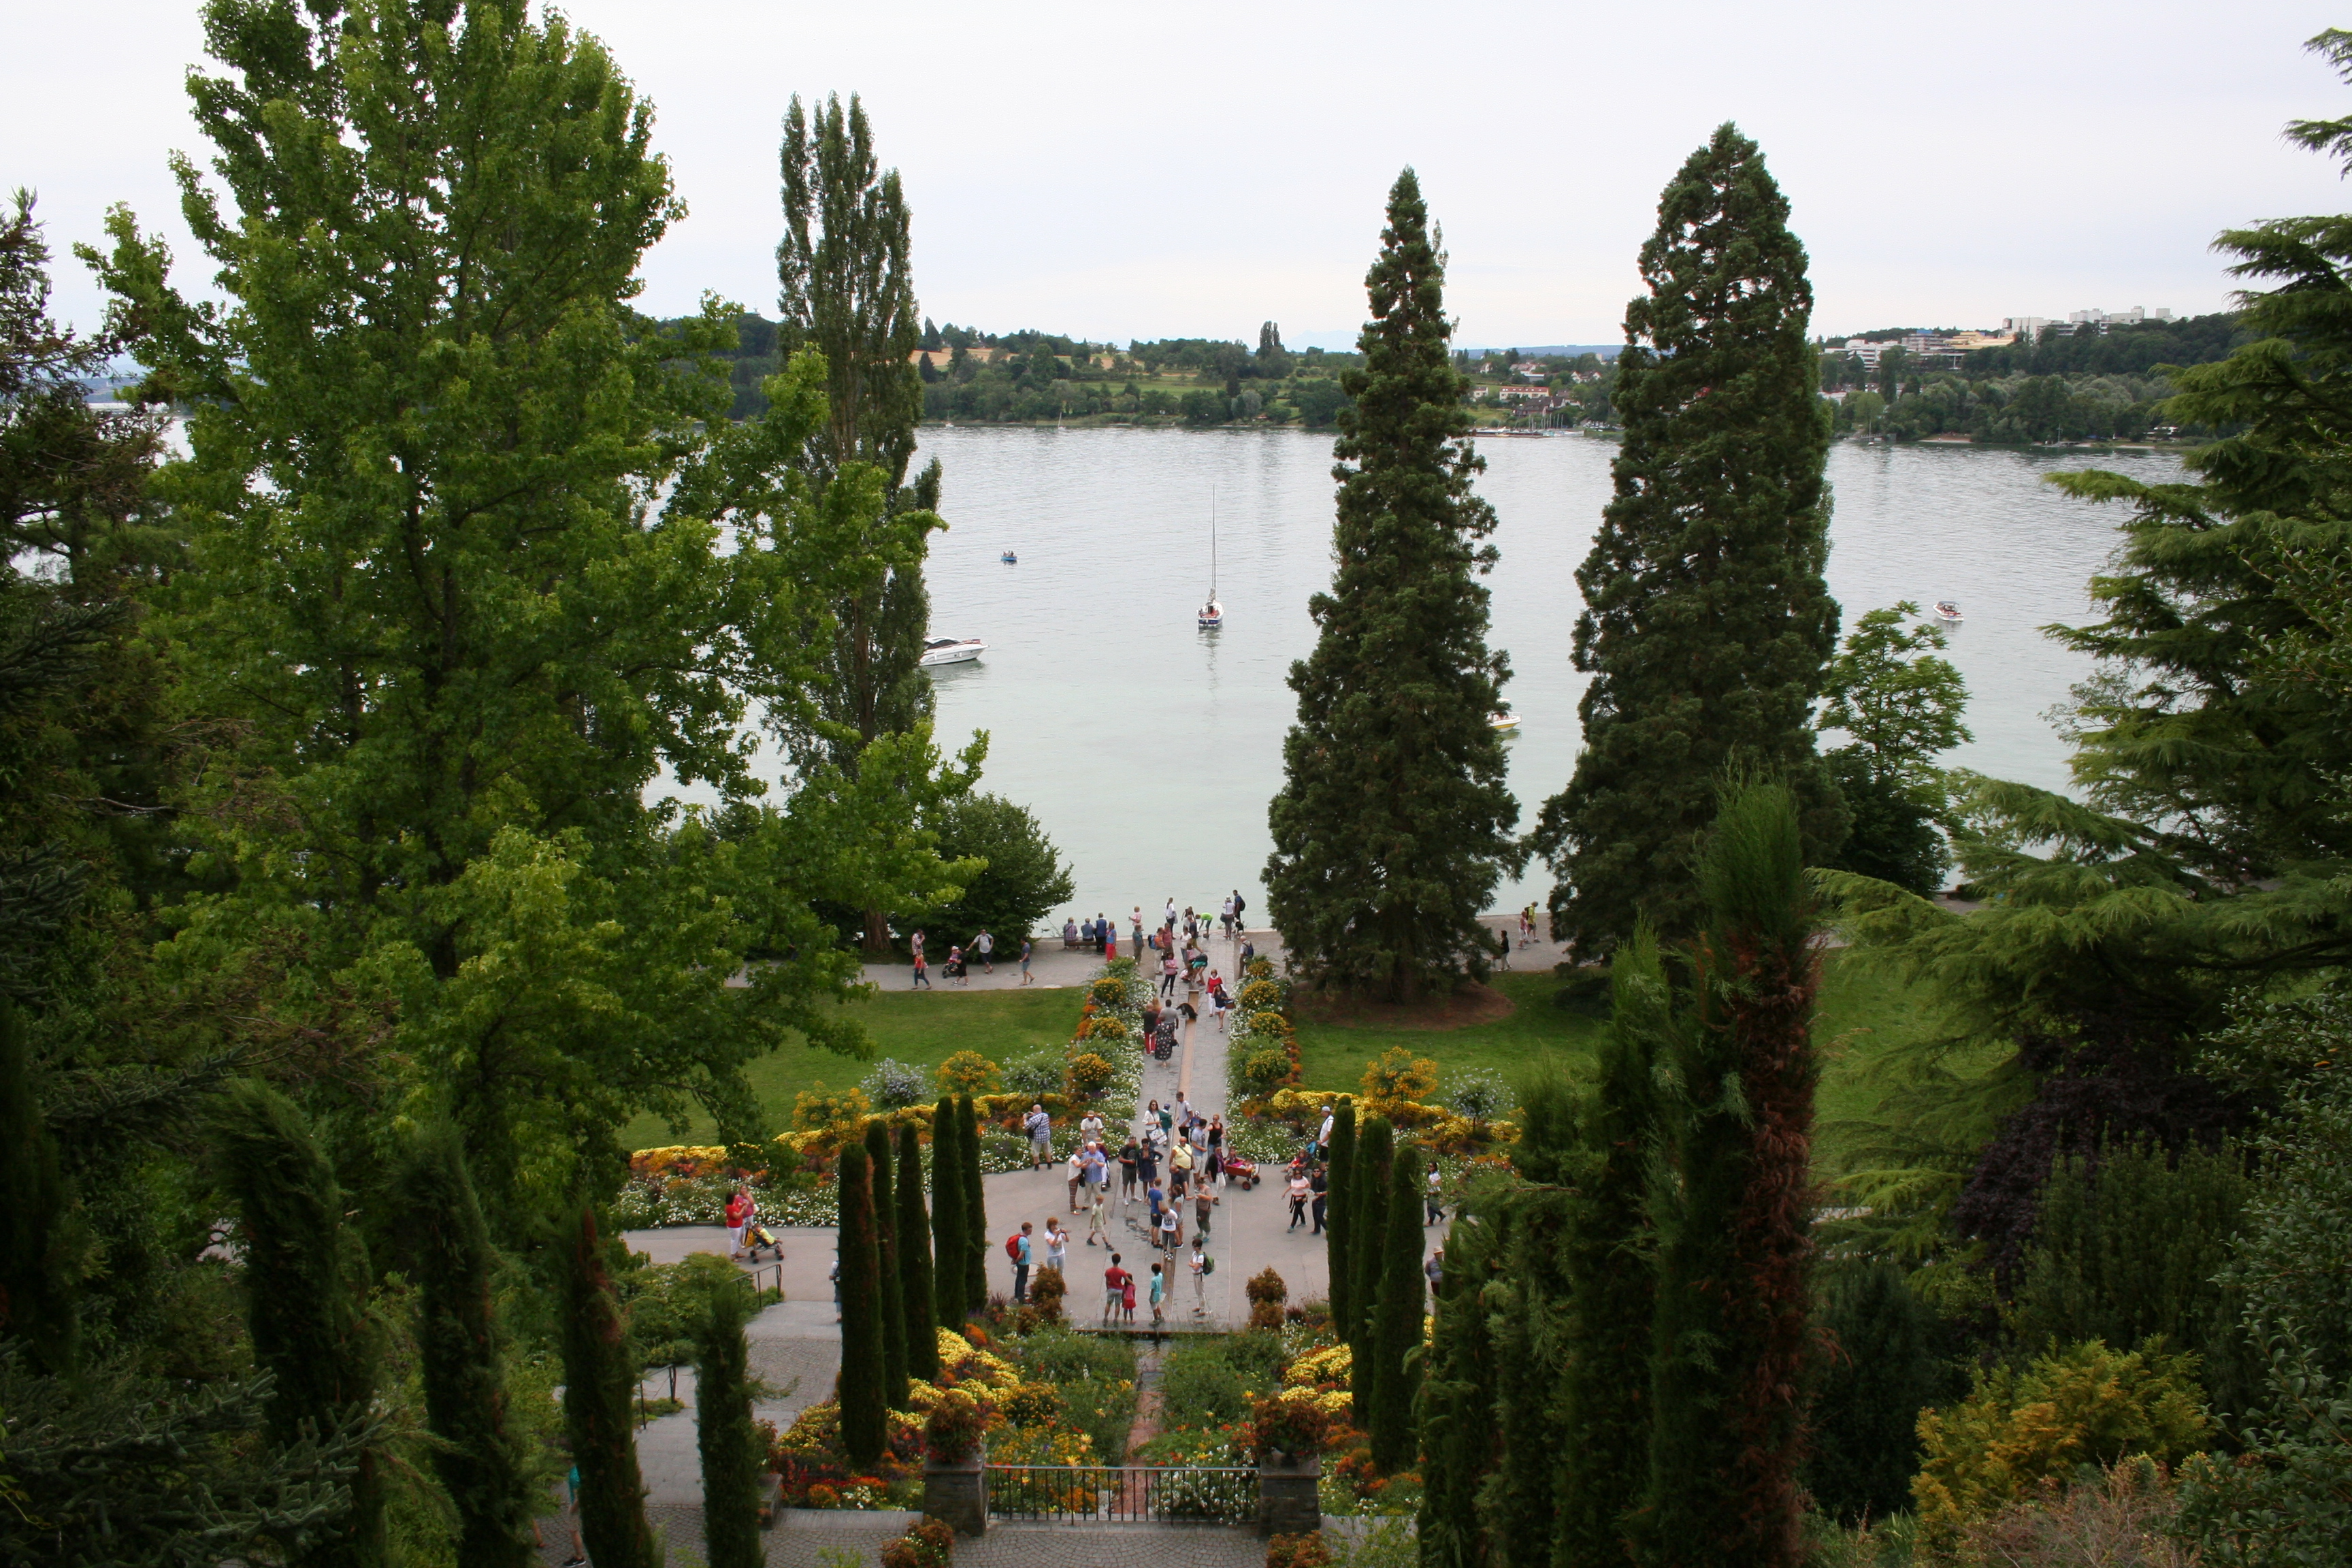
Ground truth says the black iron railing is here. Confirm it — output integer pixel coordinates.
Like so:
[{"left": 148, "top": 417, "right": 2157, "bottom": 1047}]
[{"left": 984, "top": 1463, "right": 1259, "bottom": 1524}]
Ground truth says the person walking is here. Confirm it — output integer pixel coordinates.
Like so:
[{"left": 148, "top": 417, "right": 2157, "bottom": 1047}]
[
  {"left": 975, "top": 928, "right": 994, "bottom": 973},
  {"left": 1148, "top": 1261, "right": 1166, "bottom": 1327},
  {"left": 1086, "top": 1182, "right": 1109, "bottom": 1247},
  {"left": 1019, "top": 936, "right": 1034, "bottom": 985},
  {"left": 1309, "top": 1162, "right": 1328, "bottom": 1235},
  {"left": 1159, "top": 947, "right": 1179, "bottom": 998},
  {"left": 910, "top": 928, "right": 926, "bottom": 968},
  {"left": 1188, "top": 1242, "right": 1209, "bottom": 1317},
  {"left": 1102, "top": 1253, "right": 1129, "bottom": 1326},
  {"left": 1231, "top": 888, "right": 1246, "bottom": 937},
  {"left": 723, "top": 1184, "right": 753, "bottom": 1260},
  {"left": 1425, "top": 1160, "right": 1446, "bottom": 1225},
  {"left": 1066, "top": 1147, "right": 1086, "bottom": 1212},
  {"left": 1193, "top": 1183, "right": 1216, "bottom": 1241},
  {"left": 911, "top": 947, "right": 930, "bottom": 989},
  {"left": 1118, "top": 1137, "right": 1141, "bottom": 1205},
  {"left": 1011, "top": 1222, "right": 1034, "bottom": 1305},
  {"left": 1425, "top": 1245, "right": 1445, "bottom": 1303},
  {"left": 1024, "top": 1103, "right": 1053, "bottom": 1171},
  {"left": 1145, "top": 1177, "right": 1166, "bottom": 1232},
  {"left": 945, "top": 945, "right": 967, "bottom": 985},
  {"left": 1494, "top": 924, "right": 1511, "bottom": 970},
  {"left": 1313, "top": 1105, "right": 1335, "bottom": 1162},
  {"left": 1286, "top": 1166, "right": 1311, "bottom": 1231},
  {"left": 1221, "top": 893, "right": 1235, "bottom": 940},
  {"left": 1169, "top": 1137, "right": 1193, "bottom": 1199},
  {"left": 1137, "top": 1141, "right": 1160, "bottom": 1205},
  {"left": 1205, "top": 1116, "right": 1226, "bottom": 1189}
]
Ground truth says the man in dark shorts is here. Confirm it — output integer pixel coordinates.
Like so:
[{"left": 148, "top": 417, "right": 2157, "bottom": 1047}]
[
  {"left": 1102, "top": 1252, "right": 1130, "bottom": 1325},
  {"left": 1310, "top": 1163, "right": 1329, "bottom": 1234},
  {"left": 1118, "top": 1137, "right": 1141, "bottom": 1204}
]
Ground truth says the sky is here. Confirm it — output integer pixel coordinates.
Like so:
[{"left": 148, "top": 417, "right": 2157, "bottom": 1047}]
[{"left": 9, "top": 0, "right": 2351, "bottom": 350}]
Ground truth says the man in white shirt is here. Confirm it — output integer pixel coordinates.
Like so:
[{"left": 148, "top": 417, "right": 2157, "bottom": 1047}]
[
  {"left": 975, "top": 928, "right": 994, "bottom": 973},
  {"left": 1316, "top": 1106, "right": 1335, "bottom": 1159}
]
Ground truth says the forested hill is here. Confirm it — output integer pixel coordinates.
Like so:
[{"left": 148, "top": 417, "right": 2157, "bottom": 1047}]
[{"left": 1965, "top": 312, "right": 2246, "bottom": 376}]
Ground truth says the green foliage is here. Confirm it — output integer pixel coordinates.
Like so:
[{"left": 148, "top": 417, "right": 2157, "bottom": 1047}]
[
  {"left": 1326, "top": 1102, "right": 1358, "bottom": 1345},
  {"left": 396, "top": 1123, "right": 535, "bottom": 1568},
  {"left": 1535, "top": 125, "right": 1842, "bottom": 956},
  {"left": 864, "top": 1119, "right": 910, "bottom": 1409},
  {"left": 836, "top": 1143, "right": 887, "bottom": 1466},
  {"left": 919, "top": 793, "right": 1073, "bottom": 944},
  {"left": 1359, "top": 1046, "right": 1439, "bottom": 1104},
  {"left": 1161, "top": 1343, "right": 1254, "bottom": 1426},
  {"left": 1645, "top": 783, "right": 1820, "bottom": 1568},
  {"left": 1416, "top": 1216, "right": 1492, "bottom": 1568},
  {"left": 1368, "top": 1148, "right": 1425, "bottom": 1471},
  {"left": 561, "top": 1207, "right": 658, "bottom": 1568},
  {"left": 1819, "top": 603, "right": 1971, "bottom": 793},
  {"left": 929, "top": 1099, "right": 966, "bottom": 1330},
  {"left": 896, "top": 1122, "right": 938, "bottom": 1379},
  {"left": 960, "top": 1094, "right": 988, "bottom": 1313},
  {"left": 691, "top": 1264, "right": 764, "bottom": 1568},
  {"left": 1822, "top": 747, "right": 1949, "bottom": 895},
  {"left": 1264, "top": 169, "right": 1519, "bottom": 1002},
  {"left": 935, "top": 1051, "right": 1001, "bottom": 1096},
  {"left": 0, "top": 996, "right": 80, "bottom": 1373},
  {"left": 1805, "top": 1260, "right": 1955, "bottom": 1525},
  {"left": 1348, "top": 1117, "right": 1394, "bottom": 1390},
  {"left": 2010, "top": 1141, "right": 2255, "bottom": 1422},
  {"left": 1008, "top": 1325, "right": 1137, "bottom": 1463}
]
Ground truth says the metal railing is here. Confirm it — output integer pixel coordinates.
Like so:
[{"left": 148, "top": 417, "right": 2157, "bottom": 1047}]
[{"left": 985, "top": 1463, "right": 1259, "bottom": 1524}]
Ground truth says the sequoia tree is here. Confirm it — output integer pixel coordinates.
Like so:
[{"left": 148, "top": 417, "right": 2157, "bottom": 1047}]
[
  {"left": 836, "top": 1143, "right": 887, "bottom": 1467},
  {"left": 1534, "top": 125, "right": 1841, "bottom": 955},
  {"left": 864, "top": 1117, "right": 909, "bottom": 1406},
  {"left": 896, "top": 1121, "right": 939, "bottom": 1378},
  {"left": 1263, "top": 168, "right": 1519, "bottom": 1002}
]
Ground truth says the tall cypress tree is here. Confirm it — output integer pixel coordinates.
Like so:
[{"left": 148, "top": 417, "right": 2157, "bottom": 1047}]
[
  {"left": 561, "top": 1204, "right": 658, "bottom": 1568},
  {"left": 896, "top": 1121, "right": 939, "bottom": 1379},
  {"left": 959, "top": 1094, "right": 989, "bottom": 1312},
  {"left": 1554, "top": 930, "right": 1669, "bottom": 1567},
  {"left": 1644, "top": 782, "right": 1820, "bottom": 1568},
  {"left": 1416, "top": 1212, "right": 1495, "bottom": 1568},
  {"left": 694, "top": 1267, "right": 764, "bottom": 1568},
  {"left": 864, "top": 1119, "right": 909, "bottom": 1407},
  {"left": 0, "top": 996, "right": 80, "bottom": 1375},
  {"left": 1533, "top": 125, "right": 1842, "bottom": 956},
  {"left": 1325, "top": 1101, "right": 1358, "bottom": 1339},
  {"left": 837, "top": 1143, "right": 887, "bottom": 1467},
  {"left": 215, "top": 1081, "right": 384, "bottom": 1568},
  {"left": 1369, "top": 1147, "right": 1427, "bottom": 1473},
  {"left": 1349, "top": 1117, "right": 1395, "bottom": 1409},
  {"left": 930, "top": 1099, "right": 966, "bottom": 1329},
  {"left": 396, "top": 1122, "right": 535, "bottom": 1568},
  {"left": 1263, "top": 168, "right": 1519, "bottom": 1002}
]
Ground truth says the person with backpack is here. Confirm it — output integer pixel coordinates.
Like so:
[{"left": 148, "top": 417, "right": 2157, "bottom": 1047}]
[
  {"left": 1009, "top": 1222, "right": 1034, "bottom": 1304},
  {"left": 1024, "top": 1103, "right": 1052, "bottom": 1170}
]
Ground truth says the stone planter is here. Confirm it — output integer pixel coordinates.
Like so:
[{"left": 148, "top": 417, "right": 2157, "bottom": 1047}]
[
  {"left": 1256, "top": 1454, "right": 1322, "bottom": 1536},
  {"left": 922, "top": 1450, "right": 986, "bottom": 1537}
]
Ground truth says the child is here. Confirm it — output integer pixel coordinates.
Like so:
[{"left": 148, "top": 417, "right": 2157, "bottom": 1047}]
[
  {"left": 1149, "top": 1261, "right": 1166, "bottom": 1326},
  {"left": 1122, "top": 1270, "right": 1137, "bottom": 1324},
  {"left": 1158, "top": 1202, "right": 1179, "bottom": 1256}
]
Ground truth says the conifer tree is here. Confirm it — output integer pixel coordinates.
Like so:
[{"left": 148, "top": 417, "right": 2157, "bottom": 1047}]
[
  {"left": 1555, "top": 930, "right": 1669, "bottom": 1566},
  {"left": 863, "top": 1119, "right": 909, "bottom": 1407},
  {"left": 1349, "top": 1117, "right": 1395, "bottom": 1407},
  {"left": 930, "top": 1099, "right": 966, "bottom": 1328},
  {"left": 396, "top": 1122, "right": 534, "bottom": 1568},
  {"left": 1534, "top": 125, "right": 1842, "bottom": 955},
  {"left": 693, "top": 1267, "right": 764, "bottom": 1568},
  {"left": 1416, "top": 1213, "right": 1494, "bottom": 1568},
  {"left": 1369, "top": 1146, "right": 1426, "bottom": 1472},
  {"left": 836, "top": 1143, "right": 887, "bottom": 1467},
  {"left": 896, "top": 1121, "right": 939, "bottom": 1379},
  {"left": 1264, "top": 169, "right": 1519, "bottom": 1002},
  {"left": 561, "top": 1204, "right": 658, "bottom": 1568},
  {"left": 1644, "top": 782, "right": 1820, "bottom": 1568},
  {"left": 959, "top": 1094, "right": 989, "bottom": 1312},
  {"left": 216, "top": 1081, "right": 384, "bottom": 1568},
  {"left": 1325, "top": 1102, "right": 1358, "bottom": 1339},
  {"left": 0, "top": 996, "right": 80, "bottom": 1375}
]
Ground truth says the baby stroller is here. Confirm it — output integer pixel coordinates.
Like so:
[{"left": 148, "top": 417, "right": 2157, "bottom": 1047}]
[{"left": 742, "top": 1210, "right": 783, "bottom": 1262}]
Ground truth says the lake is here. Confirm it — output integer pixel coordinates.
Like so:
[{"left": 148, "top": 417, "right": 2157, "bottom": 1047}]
[{"left": 890, "top": 427, "right": 2176, "bottom": 928}]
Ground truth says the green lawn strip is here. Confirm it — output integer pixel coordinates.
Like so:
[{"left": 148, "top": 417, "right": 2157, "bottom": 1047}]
[{"left": 618, "top": 985, "right": 1081, "bottom": 1150}]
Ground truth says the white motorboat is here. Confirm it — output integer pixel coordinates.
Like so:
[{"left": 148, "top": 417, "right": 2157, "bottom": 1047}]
[
  {"left": 919, "top": 637, "right": 986, "bottom": 667},
  {"left": 1198, "top": 491, "right": 1224, "bottom": 630},
  {"left": 1933, "top": 600, "right": 1964, "bottom": 623},
  {"left": 1489, "top": 709, "right": 1521, "bottom": 732}
]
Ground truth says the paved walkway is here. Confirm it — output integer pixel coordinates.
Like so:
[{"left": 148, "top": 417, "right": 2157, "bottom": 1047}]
[{"left": 860, "top": 923, "right": 1283, "bottom": 992}]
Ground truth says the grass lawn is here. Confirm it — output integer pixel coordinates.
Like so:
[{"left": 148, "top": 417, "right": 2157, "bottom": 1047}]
[{"left": 618, "top": 985, "right": 1081, "bottom": 1150}]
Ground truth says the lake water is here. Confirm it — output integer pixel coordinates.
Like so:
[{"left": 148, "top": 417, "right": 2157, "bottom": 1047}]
[{"left": 893, "top": 427, "right": 2177, "bottom": 929}]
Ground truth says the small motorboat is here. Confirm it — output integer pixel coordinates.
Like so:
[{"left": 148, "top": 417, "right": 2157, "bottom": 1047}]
[
  {"left": 919, "top": 637, "right": 986, "bottom": 667},
  {"left": 1489, "top": 708, "right": 1521, "bottom": 732},
  {"left": 1933, "top": 600, "right": 1964, "bottom": 623},
  {"left": 1001, "top": 551, "right": 1018, "bottom": 564}
]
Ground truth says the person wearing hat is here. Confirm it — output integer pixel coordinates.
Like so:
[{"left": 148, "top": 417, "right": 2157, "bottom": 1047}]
[{"left": 1314, "top": 1105, "right": 1335, "bottom": 1161}]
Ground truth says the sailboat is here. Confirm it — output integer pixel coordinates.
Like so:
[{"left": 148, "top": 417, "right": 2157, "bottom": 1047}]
[{"left": 1198, "top": 492, "right": 1224, "bottom": 629}]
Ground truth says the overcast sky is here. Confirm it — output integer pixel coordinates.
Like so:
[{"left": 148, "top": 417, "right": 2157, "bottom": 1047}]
[{"left": 10, "top": 0, "right": 2350, "bottom": 350}]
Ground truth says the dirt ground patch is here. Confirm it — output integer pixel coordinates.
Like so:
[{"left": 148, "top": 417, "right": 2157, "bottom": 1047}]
[{"left": 1290, "top": 981, "right": 1516, "bottom": 1032}]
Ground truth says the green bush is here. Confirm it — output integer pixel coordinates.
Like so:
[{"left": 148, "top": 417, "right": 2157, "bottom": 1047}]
[
  {"left": 1806, "top": 1259, "right": 1960, "bottom": 1524},
  {"left": 1010, "top": 1326, "right": 1137, "bottom": 1463},
  {"left": 1161, "top": 1345, "right": 1252, "bottom": 1426},
  {"left": 1220, "top": 1330, "right": 1289, "bottom": 1391}
]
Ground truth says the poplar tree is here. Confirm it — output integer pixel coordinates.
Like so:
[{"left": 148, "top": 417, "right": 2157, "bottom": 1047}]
[
  {"left": 1264, "top": 168, "right": 1519, "bottom": 1002},
  {"left": 396, "top": 1122, "right": 534, "bottom": 1568},
  {"left": 693, "top": 1268, "right": 764, "bottom": 1568},
  {"left": 959, "top": 1094, "right": 989, "bottom": 1311},
  {"left": 864, "top": 1118, "right": 909, "bottom": 1406},
  {"left": 0, "top": 996, "right": 80, "bottom": 1375},
  {"left": 930, "top": 1100, "right": 966, "bottom": 1328},
  {"left": 1645, "top": 782, "right": 1821, "bottom": 1568},
  {"left": 1554, "top": 930, "right": 1669, "bottom": 1567},
  {"left": 561, "top": 1205, "right": 658, "bottom": 1568},
  {"left": 1325, "top": 1102, "right": 1358, "bottom": 1339},
  {"left": 216, "top": 1081, "right": 384, "bottom": 1568},
  {"left": 1534, "top": 125, "right": 1842, "bottom": 955},
  {"left": 1368, "top": 1147, "right": 1426, "bottom": 1472},
  {"left": 1348, "top": 1117, "right": 1395, "bottom": 1407},
  {"left": 836, "top": 1143, "right": 887, "bottom": 1467},
  {"left": 896, "top": 1121, "right": 939, "bottom": 1378}
]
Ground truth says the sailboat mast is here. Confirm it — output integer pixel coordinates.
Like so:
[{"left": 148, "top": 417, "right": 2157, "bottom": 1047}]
[{"left": 1210, "top": 491, "right": 1218, "bottom": 598}]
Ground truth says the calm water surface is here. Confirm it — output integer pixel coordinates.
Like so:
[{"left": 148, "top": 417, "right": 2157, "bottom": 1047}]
[{"left": 887, "top": 428, "right": 2177, "bottom": 928}]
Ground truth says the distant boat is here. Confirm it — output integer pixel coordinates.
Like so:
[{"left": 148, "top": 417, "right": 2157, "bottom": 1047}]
[
  {"left": 1198, "top": 491, "right": 1224, "bottom": 629},
  {"left": 1490, "top": 709, "right": 1521, "bottom": 732},
  {"left": 920, "top": 637, "right": 986, "bottom": 667},
  {"left": 1933, "top": 600, "right": 1963, "bottom": 623},
  {"left": 1001, "top": 551, "right": 1018, "bottom": 564}
]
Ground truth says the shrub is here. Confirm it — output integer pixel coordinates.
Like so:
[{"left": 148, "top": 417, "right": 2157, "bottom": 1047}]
[
  {"left": 1955, "top": 1457, "right": 2191, "bottom": 1567},
  {"left": 792, "top": 1084, "right": 872, "bottom": 1132},
  {"left": 1240, "top": 1046, "right": 1296, "bottom": 1098},
  {"left": 1246, "top": 1267, "right": 1290, "bottom": 1308},
  {"left": 1221, "top": 1329, "right": 1290, "bottom": 1390},
  {"left": 863, "top": 1058, "right": 929, "bottom": 1109},
  {"left": 1444, "top": 1070, "right": 1512, "bottom": 1124},
  {"left": 1254, "top": 1393, "right": 1336, "bottom": 1460},
  {"left": 880, "top": 1520, "right": 956, "bottom": 1568},
  {"left": 924, "top": 1386, "right": 991, "bottom": 1460},
  {"left": 1079, "top": 1015, "right": 1129, "bottom": 1043},
  {"left": 1250, "top": 1011, "right": 1293, "bottom": 1040},
  {"left": 998, "top": 1380, "right": 1068, "bottom": 1428},
  {"left": 1913, "top": 1339, "right": 2212, "bottom": 1549},
  {"left": 1241, "top": 979, "right": 1284, "bottom": 1011},
  {"left": 1089, "top": 977, "right": 1128, "bottom": 1008},
  {"left": 1162, "top": 1350, "right": 1252, "bottom": 1425},
  {"left": 935, "top": 1051, "right": 1001, "bottom": 1096},
  {"left": 1065, "top": 1053, "right": 1115, "bottom": 1098},
  {"left": 1028, "top": 1264, "right": 1067, "bottom": 1323},
  {"left": 1360, "top": 1046, "right": 1439, "bottom": 1104},
  {"left": 1004, "top": 1053, "right": 1064, "bottom": 1100},
  {"left": 1245, "top": 957, "right": 1275, "bottom": 981},
  {"left": 1267, "top": 1532, "right": 1333, "bottom": 1568}
]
